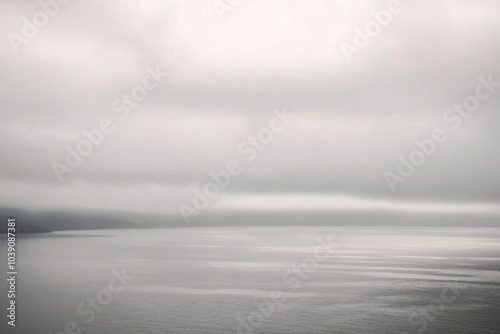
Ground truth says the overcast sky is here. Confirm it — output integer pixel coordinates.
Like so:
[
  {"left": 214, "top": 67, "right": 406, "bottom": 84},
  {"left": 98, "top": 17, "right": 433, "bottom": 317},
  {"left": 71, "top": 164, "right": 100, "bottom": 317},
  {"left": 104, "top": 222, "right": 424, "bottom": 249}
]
[{"left": 1, "top": 0, "right": 500, "bottom": 217}]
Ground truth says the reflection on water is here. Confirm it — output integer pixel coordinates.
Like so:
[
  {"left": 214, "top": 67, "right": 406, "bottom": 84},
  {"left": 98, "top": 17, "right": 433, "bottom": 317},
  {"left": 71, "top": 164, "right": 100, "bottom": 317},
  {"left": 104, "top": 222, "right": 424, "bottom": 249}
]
[{"left": 1, "top": 227, "right": 500, "bottom": 333}]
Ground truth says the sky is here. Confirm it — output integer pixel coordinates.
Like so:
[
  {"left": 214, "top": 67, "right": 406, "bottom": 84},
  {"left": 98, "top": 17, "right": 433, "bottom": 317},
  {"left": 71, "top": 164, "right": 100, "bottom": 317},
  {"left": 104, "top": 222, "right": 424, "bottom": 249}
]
[{"left": 0, "top": 0, "right": 499, "bottom": 218}]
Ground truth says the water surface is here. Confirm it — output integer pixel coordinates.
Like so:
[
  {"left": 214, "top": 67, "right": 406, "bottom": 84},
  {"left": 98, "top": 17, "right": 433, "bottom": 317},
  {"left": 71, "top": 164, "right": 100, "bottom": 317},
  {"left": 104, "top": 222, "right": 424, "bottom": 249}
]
[{"left": 1, "top": 227, "right": 500, "bottom": 333}]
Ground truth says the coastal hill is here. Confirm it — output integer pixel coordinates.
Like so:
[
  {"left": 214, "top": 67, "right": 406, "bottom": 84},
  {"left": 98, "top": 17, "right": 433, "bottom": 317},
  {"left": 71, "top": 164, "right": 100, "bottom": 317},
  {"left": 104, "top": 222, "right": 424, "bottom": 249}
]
[{"left": 1, "top": 207, "right": 500, "bottom": 233}]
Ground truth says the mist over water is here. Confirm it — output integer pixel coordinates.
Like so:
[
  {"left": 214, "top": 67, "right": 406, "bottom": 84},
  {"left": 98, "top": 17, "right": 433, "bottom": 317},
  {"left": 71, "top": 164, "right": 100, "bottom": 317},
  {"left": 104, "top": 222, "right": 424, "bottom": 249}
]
[
  {"left": 2, "top": 1, "right": 500, "bottom": 333},
  {"left": 2, "top": 226, "right": 499, "bottom": 334}
]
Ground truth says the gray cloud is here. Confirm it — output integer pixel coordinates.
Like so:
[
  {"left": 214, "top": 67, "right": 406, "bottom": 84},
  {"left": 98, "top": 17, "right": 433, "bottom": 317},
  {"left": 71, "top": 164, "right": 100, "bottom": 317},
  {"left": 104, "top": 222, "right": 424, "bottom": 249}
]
[{"left": 1, "top": 0, "right": 499, "bottom": 215}]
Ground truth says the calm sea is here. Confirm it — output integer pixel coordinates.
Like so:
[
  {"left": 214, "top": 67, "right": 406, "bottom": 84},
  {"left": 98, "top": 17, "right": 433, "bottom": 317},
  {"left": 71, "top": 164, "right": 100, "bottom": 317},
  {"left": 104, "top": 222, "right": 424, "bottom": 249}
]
[{"left": 1, "top": 227, "right": 500, "bottom": 333}]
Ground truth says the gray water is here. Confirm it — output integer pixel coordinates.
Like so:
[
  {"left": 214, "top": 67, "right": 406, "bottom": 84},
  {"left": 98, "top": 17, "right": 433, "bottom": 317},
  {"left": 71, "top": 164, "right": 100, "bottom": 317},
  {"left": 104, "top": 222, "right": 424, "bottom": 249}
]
[{"left": 1, "top": 227, "right": 500, "bottom": 334}]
